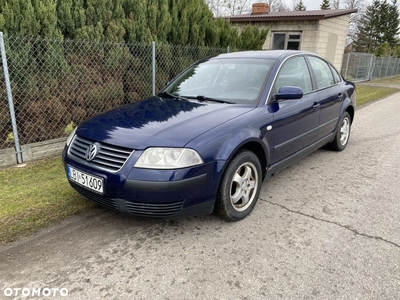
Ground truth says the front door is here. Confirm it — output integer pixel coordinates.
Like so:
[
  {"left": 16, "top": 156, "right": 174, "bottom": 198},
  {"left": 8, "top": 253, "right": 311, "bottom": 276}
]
[{"left": 269, "top": 56, "right": 320, "bottom": 164}]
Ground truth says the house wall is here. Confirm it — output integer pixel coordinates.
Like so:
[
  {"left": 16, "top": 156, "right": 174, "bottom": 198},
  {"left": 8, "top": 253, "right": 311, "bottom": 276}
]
[
  {"left": 232, "top": 14, "right": 352, "bottom": 70},
  {"left": 316, "top": 15, "right": 352, "bottom": 69},
  {"left": 258, "top": 20, "right": 319, "bottom": 53}
]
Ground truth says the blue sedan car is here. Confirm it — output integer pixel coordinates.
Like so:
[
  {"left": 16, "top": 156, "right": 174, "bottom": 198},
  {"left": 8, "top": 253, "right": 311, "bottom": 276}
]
[{"left": 63, "top": 50, "right": 356, "bottom": 221}]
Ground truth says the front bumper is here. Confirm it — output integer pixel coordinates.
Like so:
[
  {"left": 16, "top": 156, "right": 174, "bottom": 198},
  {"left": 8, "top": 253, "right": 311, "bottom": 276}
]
[
  {"left": 124, "top": 173, "right": 207, "bottom": 191},
  {"left": 69, "top": 181, "right": 214, "bottom": 218},
  {"left": 63, "top": 147, "right": 223, "bottom": 218}
]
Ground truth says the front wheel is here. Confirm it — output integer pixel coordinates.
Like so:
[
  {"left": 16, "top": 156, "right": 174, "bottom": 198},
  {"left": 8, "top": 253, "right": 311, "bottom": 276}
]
[
  {"left": 216, "top": 150, "right": 262, "bottom": 221},
  {"left": 328, "top": 111, "right": 351, "bottom": 151}
]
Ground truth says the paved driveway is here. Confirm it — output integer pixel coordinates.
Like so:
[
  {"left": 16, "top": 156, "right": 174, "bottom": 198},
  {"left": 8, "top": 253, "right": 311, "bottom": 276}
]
[{"left": 1, "top": 92, "right": 400, "bottom": 300}]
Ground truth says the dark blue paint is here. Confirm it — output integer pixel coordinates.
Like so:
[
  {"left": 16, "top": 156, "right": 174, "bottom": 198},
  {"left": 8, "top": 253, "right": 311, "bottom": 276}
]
[
  {"left": 77, "top": 97, "right": 255, "bottom": 149},
  {"left": 62, "top": 50, "right": 356, "bottom": 219}
]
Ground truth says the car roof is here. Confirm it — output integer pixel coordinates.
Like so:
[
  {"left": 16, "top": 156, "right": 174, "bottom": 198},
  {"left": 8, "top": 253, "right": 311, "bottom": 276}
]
[{"left": 210, "top": 50, "right": 312, "bottom": 60}]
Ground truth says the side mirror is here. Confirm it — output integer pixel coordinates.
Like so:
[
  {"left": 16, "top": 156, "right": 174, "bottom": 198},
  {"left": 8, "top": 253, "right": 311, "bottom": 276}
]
[{"left": 275, "top": 86, "right": 303, "bottom": 100}]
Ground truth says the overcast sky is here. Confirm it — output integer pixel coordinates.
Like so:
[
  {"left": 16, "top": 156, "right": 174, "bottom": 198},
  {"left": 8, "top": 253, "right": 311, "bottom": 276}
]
[
  {"left": 284, "top": 0, "right": 359, "bottom": 10},
  {"left": 298, "top": 0, "right": 354, "bottom": 10},
  {"left": 301, "top": 0, "right": 327, "bottom": 10},
  {"left": 285, "top": 0, "right": 399, "bottom": 10},
  {"left": 212, "top": 0, "right": 400, "bottom": 16}
]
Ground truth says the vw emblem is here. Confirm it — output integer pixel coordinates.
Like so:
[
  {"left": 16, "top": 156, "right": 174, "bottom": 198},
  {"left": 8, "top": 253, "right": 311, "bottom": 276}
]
[{"left": 85, "top": 143, "right": 99, "bottom": 161}]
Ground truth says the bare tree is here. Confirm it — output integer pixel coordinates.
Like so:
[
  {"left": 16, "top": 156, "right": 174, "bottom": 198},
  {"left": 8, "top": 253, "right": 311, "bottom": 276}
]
[
  {"left": 206, "top": 0, "right": 290, "bottom": 16},
  {"left": 291, "top": 0, "right": 298, "bottom": 10},
  {"left": 343, "top": 0, "right": 365, "bottom": 9},
  {"left": 266, "top": 0, "right": 290, "bottom": 11},
  {"left": 224, "top": 0, "right": 253, "bottom": 15},
  {"left": 343, "top": 0, "right": 366, "bottom": 45},
  {"left": 205, "top": 0, "right": 226, "bottom": 17},
  {"left": 206, "top": 0, "right": 252, "bottom": 16},
  {"left": 332, "top": 0, "right": 340, "bottom": 9}
]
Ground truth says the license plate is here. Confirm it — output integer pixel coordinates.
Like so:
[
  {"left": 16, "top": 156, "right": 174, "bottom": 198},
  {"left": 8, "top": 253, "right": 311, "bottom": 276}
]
[{"left": 67, "top": 165, "right": 104, "bottom": 194}]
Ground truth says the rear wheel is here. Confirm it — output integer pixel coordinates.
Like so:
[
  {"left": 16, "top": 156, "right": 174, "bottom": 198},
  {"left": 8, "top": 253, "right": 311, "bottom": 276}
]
[
  {"left": 216, "top": 150, "right": 262, "bottom": 221},
  {"left": 328, "top": 111, "right": 351, "bottom": 151}
]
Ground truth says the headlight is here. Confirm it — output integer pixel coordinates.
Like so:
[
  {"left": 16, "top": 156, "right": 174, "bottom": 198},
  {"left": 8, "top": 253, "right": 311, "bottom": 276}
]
[
  {"left": 135, "top": 148, "right": 203, "bottom": 169},
  {"left": 66, "top": 128, "right": 77, "bottom": 147}
]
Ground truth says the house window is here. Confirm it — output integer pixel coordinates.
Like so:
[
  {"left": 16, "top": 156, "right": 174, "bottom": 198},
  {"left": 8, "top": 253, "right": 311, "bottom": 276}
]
[{"left": 272, "top": 32, "right": 301, "bottom": 50}]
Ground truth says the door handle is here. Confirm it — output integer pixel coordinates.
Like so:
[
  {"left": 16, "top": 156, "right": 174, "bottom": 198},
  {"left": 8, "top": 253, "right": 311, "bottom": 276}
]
[
  {"left": 338, "top": 93, "right": 344, "bottom": 101},
  {"left": 313, "top": 102, "right": 320, "bottom": 111}
]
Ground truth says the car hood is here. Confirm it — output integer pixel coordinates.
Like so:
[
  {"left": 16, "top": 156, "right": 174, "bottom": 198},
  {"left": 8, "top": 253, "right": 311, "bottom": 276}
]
[{"left": 76, "top": 96, "right": 256, "bottom": 149}]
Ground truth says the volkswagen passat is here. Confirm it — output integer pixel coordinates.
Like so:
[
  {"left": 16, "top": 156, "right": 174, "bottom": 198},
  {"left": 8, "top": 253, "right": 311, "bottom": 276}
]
[{"left": 63, "top": 50, "right": 356, "bottom": 221}]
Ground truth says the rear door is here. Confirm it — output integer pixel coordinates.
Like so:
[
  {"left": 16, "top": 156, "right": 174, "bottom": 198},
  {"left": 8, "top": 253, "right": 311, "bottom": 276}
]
[
  {"left": 307, "top": 56, "right": 344, "bottom": 139},
  {"left": 269, "top": 55, "right": 320, "bottom": 164}
]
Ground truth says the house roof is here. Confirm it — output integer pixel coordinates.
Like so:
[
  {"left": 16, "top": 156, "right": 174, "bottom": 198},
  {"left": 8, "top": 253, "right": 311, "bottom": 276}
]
[{"left": 226, "top": 9, "right": 358, "bottom": 23}]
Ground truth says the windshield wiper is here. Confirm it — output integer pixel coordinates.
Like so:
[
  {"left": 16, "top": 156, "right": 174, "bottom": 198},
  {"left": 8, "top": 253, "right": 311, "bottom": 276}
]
[
  {"left": 186, "top": 95, "right": 234, "bottom": 104},
  {"left": 157, "top": 91, "right": 188, "bottom": 101}
]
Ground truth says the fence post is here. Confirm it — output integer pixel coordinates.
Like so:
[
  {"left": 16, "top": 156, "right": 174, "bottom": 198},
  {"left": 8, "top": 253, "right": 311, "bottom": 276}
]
[
  {"left": 344, "top": 53, "right": 350, "bottom": 79},
  {"left": 227, "top": 46, "right": 230, "bottom": 53},
  {"left": 378, "top": 57, "right": 384, "bottom": 78},
  {"left": 395, "top": 58, "right": 400, "bottom": 76},
  {"left": 390, "top": 58, "right": 396, "bottom": 76},
  {"left": 0, "top": 32, "right": 23, "bottom": 163},
  {"left": 152, "top": 41, "right": 156, "bottom": 96},
  {"left": 384, "top": 56, "right": 391, "bottom": 77},
  {"left": 355, "top": 54, "right": 361, "bottom": 80},
  {"left": 367, "top": 55, "right": 375, "bottom": 80}
]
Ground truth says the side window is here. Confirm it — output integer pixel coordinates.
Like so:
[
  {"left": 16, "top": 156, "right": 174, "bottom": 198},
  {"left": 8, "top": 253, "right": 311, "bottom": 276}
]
[
  {"left": 273, "top": 33, "right": 285, "bottom": 50},
  {"left": 329, "top": 64, "right": 342, "bottom": 83},
  {"left": 274, "top": 56, "right": 312, "bottom": 94},
  {"left": 272, "top": 32, "right": 302, "bottom": 50},
  {"left": 308, "top": 56, "right": 335, "bottom": 89}
]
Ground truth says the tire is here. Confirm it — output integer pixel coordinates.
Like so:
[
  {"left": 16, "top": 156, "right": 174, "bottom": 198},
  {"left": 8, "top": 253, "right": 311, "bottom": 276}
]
[
  {"left": 216, "top": 150, "right": 262, "bottom": 221},
  {"left": 328, "top": 111, "right": 351, "bottom": 151}
]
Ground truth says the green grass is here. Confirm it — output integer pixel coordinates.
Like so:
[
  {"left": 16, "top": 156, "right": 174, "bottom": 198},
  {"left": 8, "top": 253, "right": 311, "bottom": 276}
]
[
  {"left": 0, "top": 158, "right": 95, "bottom": 242},
  {"left": 355, "top": 75, "right": 399, "bottom": 106},
  {"left": 356, "top": 85, "right": 399, "bottom": 106},
  {"left": 1, "top": 81, "right": 399, "bottom": 243},
  {"left": 371, "top": 76, "right": 400, "bottom": 84}
]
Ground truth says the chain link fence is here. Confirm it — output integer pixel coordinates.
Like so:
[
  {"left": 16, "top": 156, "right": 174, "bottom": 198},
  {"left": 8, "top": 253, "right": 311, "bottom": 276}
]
[
  {"left": 341, "top": 52, "right": 400, "bottom": 82},
  {"left": 2, "top": 34, "right": 400, "bottom": 161},
  {"left": 0, "top": 34, "right": 226, "bottom": 153}
]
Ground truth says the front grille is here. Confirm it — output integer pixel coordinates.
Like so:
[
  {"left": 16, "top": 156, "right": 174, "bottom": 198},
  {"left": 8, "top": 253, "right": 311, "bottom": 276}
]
[
  {"left": 73, "top": 184, "right": 118, "bottom": 211},
  {"left": 125, "top": 201, "right": 184, "bottom": 217},
  {"left": 68, "top": 135, "right": 133, "bottom": 172},
  {"left": 71, "top": 183, "right": 184, "bottom": 218}
]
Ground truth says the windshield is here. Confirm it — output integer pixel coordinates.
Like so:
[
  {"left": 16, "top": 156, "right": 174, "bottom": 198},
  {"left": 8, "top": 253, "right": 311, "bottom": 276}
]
[{"left": 163, "top": 58, "right": 275, "bottom": 105}]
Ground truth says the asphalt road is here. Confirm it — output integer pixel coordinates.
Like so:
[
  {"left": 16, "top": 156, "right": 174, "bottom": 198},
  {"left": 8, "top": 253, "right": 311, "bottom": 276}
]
[{"left": 1, "top": 92, "right": 400, "bottom": 300}]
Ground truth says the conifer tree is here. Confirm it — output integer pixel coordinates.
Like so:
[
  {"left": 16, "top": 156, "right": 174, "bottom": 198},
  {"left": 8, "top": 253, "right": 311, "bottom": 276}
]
[
  {"left": 294, "top": 0, "right": 306, "bottom": 11},
  {"left": 155, "top": 0, "right": 172, "bottom": 42},
  {"left": 57, "top": 0, "right": 86, "bottom": 39},
  {"left": 393, "top": 46, "right": 400, "bottom": 58},
  {"left": 0, "top": 0, "right": 40, "bottom": 36},
  {"left": 0, "top": 0, "right": 269, "bottom": 49},
  {"left": 205, "top": 17, "right": 239, "bottom": 48},
  {"left": 167, "top": 0, "right": 215, "bottom": 46},
  {"left": 380, "top": 0, "right": 399, "bottom": 47},
  {"left": 356, "top": 0, "right": 399, "bottom": 52},
  {"left": 320, "top": 0, "right": 331, "bottom": 9},
  {"left": 238, "top": 25, "right": 269, "bottom": 50},
  {"left": 124, "top": 0, "right": 152, "bottom": 43},
  {"left": 355, "top": 0, "right": 380, "bottom": 52},
  {"left": 34, "top": 0, "right": 61, "bottom": 37},
  {"left": 375, "top": 42, "right": 392, "bottom": 56}
]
